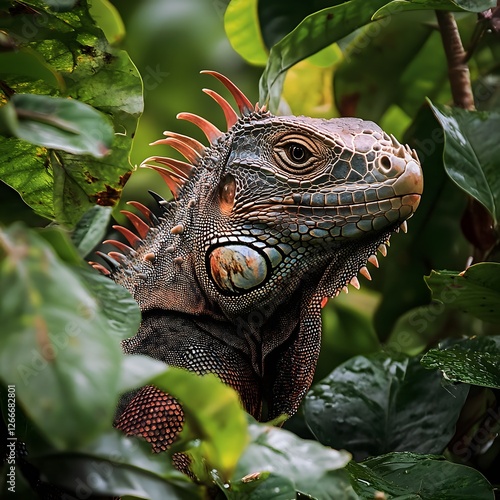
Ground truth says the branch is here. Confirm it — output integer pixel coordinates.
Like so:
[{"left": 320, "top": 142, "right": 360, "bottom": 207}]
[{"left": 435, "top": 10, "right": 475, "bottom": 111}]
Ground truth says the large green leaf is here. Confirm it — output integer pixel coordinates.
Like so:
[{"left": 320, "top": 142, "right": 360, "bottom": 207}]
[
  {"left": 259, "top": 0, "right": 389, "bottom": 110},
  {"left": 347, "top": 452, "right": 494, "bottom": 499},
  {"left": 224, "top": 0, "right": 268, "bottom": 66},
  {"left": 230, "top": 420, "right": 355, "bottom": 499},
  {"left": 32, "top": 430, "right": 201, "bottom": 499},
  {"left": 374, "top": 0, "right": 496, "bottom": 19},
  {"left": 144, "top": 365, "right": 249, "bottom": 482},
  {"left": 0, "top": 0, "right": 143, "bottom": 226},
  {"left": 71, "top": 205, "right": 113, "bottom": 258},
  {"left": 0, "top": 224, "right": 139, "bottom": 448},
  {"left": 0, "top": 93, "right": 114, "bottom": 156},
  {"left": 280, "top": 43, "right": 342, "bottom": 119},
  {"left": 425, "top": 263, "right": 500, "bottom": 324},
  {"left": 118, "top": 353, "right": 248, "bottom": 484},
  {"left": 430, "top": 102, "right": 500, "bottom": 227},
  {"left": 421, "top": 336, "right": 500, "bottom": 389},
  {"left": 304, "top": 353, "right": 469, "bottom": 460}
]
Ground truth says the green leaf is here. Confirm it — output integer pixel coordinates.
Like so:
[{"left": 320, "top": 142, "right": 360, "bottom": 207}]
[
  {"left": 228, "top": 472, "right": 296, "bottom": 499},
  {"left": 421, "top": 336, "right": 500, "bottom": 389},
  {"left": 374, "top": 0, "right": 496, "bottom": 19},
  {"left": 71, "top": 205, "right": 113, "bottom": 257},
  {"left": 37, "top": 226, "right": 82, "bottom": 265},
  {"left": 89, "top": 0, "right": 125, "bottom": 44},
  {"left": 118, "top": 354, "right": 172, "bottom": 394},
  {"left": 224, "top": 0, "right": 268, "bottom": 66},
  {"left": 0, "top": 0, "right": 143, "bottom": 226},
  {"left": 281, "top": 43, "right": 342, "bottom": 119},
  {"left": 75, "top": 265, "right": 141, "bottom": 342},
  {"left": 0, "top": 224, "right": 138, "bottom": 448},
  {"left": 424, "top": 263, "right": 500, "bottom": 323},
  {"left": 429, "top": 102, "right": 500, "bottom": 227},
  {"left": 259, "top": 0, "right": 389, "bottom": 109},
  {"left": 232, "top": 420, "right": 355, "bottom": 499},
  {"left": 347, "top": 452, "right": 494, "bottom": 499},
  {"left": 150, "top": 368, "right": 248, "bottom": 482},
  {"left": 304, "top": 353, "right": 469, "bottom": 460},
  {"left": 42, "top": 0, "right": 78, "bottom": 12},
  {"left": 32, "top": 430, "right": 202, "bottom": 499},
  {"left": 0, "top": 94, "right": 114, "bottom": 157},
  {"left": 385, "top": 305, "right": 455, "bottom": 357},
  {"left": 257, "top": 1, "right": 346, "bottom": 50}
]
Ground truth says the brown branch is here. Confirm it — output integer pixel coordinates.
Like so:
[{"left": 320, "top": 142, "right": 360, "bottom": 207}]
[{"left": 435, "top": 10, "right": 475, "bottom": 110}]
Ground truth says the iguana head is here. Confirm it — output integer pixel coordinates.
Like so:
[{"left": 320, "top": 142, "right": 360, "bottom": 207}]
[
  {"left": 111, "top": 72, "right": 421, "bottom": 311},
  {"left": 93, "top": 71, "right": 422, "bottom": 420}
]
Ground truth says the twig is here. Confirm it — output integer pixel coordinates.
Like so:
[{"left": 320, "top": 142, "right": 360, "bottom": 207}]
[{"left": 435, "top": 10, "right": 475, "bottom": 110}]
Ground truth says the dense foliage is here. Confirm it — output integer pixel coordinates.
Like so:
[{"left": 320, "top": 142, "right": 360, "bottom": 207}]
[{"left": 1, "top": 0, "right": 500, "bottom": 498}]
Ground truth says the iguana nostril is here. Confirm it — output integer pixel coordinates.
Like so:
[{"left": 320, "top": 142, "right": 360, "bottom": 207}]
[{"left": 379, "top": 155, "right": 391, "bottom": 172}]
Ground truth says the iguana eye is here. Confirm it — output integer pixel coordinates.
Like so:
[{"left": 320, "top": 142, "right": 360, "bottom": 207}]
[
  {"left": 287, "top": 143, "right": 310, "bottom": 163},
  {"left": 273, "top": 136, "right": 321, "bottom": 173}
]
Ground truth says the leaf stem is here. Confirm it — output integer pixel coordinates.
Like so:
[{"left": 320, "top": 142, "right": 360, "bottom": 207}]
[{"left": 435, "top": 10, "right": 475, "bottom": 111}]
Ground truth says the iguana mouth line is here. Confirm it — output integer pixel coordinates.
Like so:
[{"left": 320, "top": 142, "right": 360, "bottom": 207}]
[{"left": 240, "top": 193, "right": 421, "bottom": 215}]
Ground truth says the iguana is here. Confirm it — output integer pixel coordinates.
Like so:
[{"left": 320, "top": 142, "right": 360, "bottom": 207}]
[{"left": 91, "top": 71, "right": 423, "bottom": 454}]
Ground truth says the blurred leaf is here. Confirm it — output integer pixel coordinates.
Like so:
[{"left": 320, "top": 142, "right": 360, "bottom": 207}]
[
  {"left": 259, "top": 0, "right": 389, "bottom": 110},
  {"left": 150, "top": 369, "right": 248, "bottom": 482},
  {"left": 281, "top": 43, "right": 342, "bottom": 118},
  {"left": 0, "top": 224, "right": 136, "bottom": 448},
  {"left": 374, "top": 0, "right": 496, "bottom": 19},
  {"left": 421, "top": 336, "right": 500, "bottom": 389},
  {"left": 0, "top": 94, "right": 114, "bottom": 156},
  {"left": 232, "top": 420, "right": 355, "bottom": 499},
  {"left": 386, "top": 305, "right": 456, "bottom": 356},
  {"left": 347, "top": 452, "right": 494, "bottom": 499},
  {"left": 71, "top": 205, "right": 113, "bottom": 258},
  {"left": 305, "top": 353, "right": 469, "bottom": 461},
  {"left": 430, "top": 102, "right": 500, "bottom": 227},
  {"left": 317, "top": 299, "right": 380, "bottom": 380},
  {"left": 32, "top": 430, "right": 202, "bottom": 499},
  {"left": 37, "top": 226, "right": 82, "bottom": 265},
  {"left": 0, "top": 0, "right": 143, "bottom": 227},
  {"left": 89, "top": 0, "right": 125, "bottom": 44},
  {"left": 224, "top": 0, "right": 268, "bottom": 66},
  {"left": 0, "top": 48, "right": 64, "bottom": 90},
  {"left": 42, "top": 0, "right": 78, "bottom": 11},
  {"left": 118, "top": 354, "right": 170, "bottom": 393},
  {"left": 425, "top": 263, "right": 500, "bottom": 323},
  {"left": 76, "top": 265, "right": 141, "bottom": 342}
]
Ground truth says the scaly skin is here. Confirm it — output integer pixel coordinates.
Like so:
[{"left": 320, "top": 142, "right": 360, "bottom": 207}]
[{"left": 93, "top": 72, "right": 423, "bottom": 453}]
